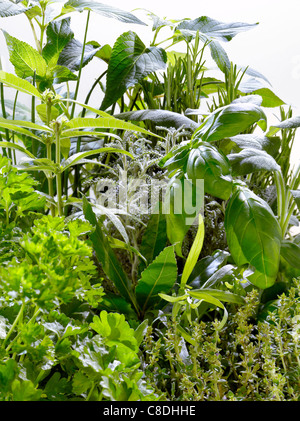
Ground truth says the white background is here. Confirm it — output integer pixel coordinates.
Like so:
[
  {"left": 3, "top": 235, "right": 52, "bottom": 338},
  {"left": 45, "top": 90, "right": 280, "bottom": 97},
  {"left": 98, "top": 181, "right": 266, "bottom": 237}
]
[{"left": 0, "top": 0, "right": 300, "bottom": 166}]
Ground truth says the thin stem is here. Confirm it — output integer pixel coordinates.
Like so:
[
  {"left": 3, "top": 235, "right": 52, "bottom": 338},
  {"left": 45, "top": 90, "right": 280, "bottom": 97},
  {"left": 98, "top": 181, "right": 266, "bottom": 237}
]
[
  {"left": 0, "top": 82, "right": 12, "bottom": 160},
  {"left": 81, "top": 70, "right": 107, "bottom": 118},
  {"left": 46, "top": 142, "right": 55, "bottom": 217},
  {"left": 54, "top": 122, "right": 63, "bottom": 216},
  {"left": 2, "top": 301, "right": 26, "bottom": 350},
  {"left": 26, "top": 16, "right": 42, "bottom": 54},
  {"left": 71, "top": 10, "right": 91, "bottom": 119},
  {"left": 274, "top": 171, "right": 285, "bottom": 233},
  {"left": 31, "top": 72, "right": 38, "bottom": 157}
]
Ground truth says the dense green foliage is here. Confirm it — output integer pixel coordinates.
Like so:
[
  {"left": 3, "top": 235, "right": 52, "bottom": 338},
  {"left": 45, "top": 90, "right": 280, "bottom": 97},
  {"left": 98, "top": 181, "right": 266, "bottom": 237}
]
[{"left": 0, "top": 0, "right": 300, "bottom": 401}]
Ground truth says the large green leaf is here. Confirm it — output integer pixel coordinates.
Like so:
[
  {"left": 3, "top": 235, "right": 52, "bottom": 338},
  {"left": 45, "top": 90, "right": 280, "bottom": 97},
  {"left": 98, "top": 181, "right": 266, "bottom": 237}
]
[
  {"left": 249, "top": 88, "right": 285, "bottom": 108},
  {"left": 165, "top": 176, "right": 204, "bottom": 257},
  {"left": 176, "top": 16, "right": 258, "bottom": 42},
  {"left": 0, "top": 0, "right": 32, "bottom": 17},
  {"left": 193, "top": 102, "right": 267, "bottom": 142},
  {"left": 0, "top": 71, "right": 42, "bottom": 99},
  {"left": 57, "top": 39, "right": 101, "bottom": 72},
  {"left": 42, "top": 18, "right": 74, "bottom": 65},
  {"left": 186, "top": 142, "right": 233, "bottom": 200},
  {"left": 230, "top": 134, "right": 281, "bottom": 157},
  {"left": 2, "top": 31, "right": 47, "bottom": 79},
  {"left": 228, "top": 148, "right": 280, "bottom": 175},
  {"left": 225, "top": 186, "right": 282, "bottom": 289},
  {"left": 63, "top": 0, "right": 146, "bottom": 25},
  {"left": 101, "top": 31, "right": 167, "bottom": 110},
  {"left": 135, "top": 245, "right": 177, "bottom": 314}
]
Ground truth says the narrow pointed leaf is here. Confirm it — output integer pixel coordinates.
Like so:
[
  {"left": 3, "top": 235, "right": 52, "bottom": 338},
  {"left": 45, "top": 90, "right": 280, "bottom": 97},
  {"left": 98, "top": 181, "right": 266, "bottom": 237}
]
[
  {"left": 0, "top": 71, "right": 42, "bottom": 98},
  {"left": 0, "top": 141, "right": 35, "bottom": 158},
  {"left": 0, "top": 119, "right": 45, "bottom": 142},
  {"left": 188, "top": 290, "right": 228, "bottom": 329},
  {"left": 63, "top": 116, "right": 158, "bottom": 137},
  {"left": 181, "top": 213, "right": 205, "bottom": 289},
  {"left": 62, "top": 147, "right": 133, "bottom": 171},
  {"left": 191, "top": 288, "right": 245, "bottom": 305},
  {"left": 228, "top": 148, "right": 280, "bottom": 175},
  {"left": 0, "top": 117, "right": 51, "bottom": 133}
]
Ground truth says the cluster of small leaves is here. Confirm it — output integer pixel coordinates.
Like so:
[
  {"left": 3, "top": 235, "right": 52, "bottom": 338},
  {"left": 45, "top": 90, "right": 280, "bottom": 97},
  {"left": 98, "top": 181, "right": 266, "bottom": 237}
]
[
  {"left": 141, "top": 279, "right": 300, "bottom": 401},
  {"left": 0, "top": 215, "right": 98, "bottom": 309},
  {"left": 0, "top": 155, "right": 45, "bottom": 223},
  {"left": 0, "top": 154, "right": 46, "bottom": 263},
  {"left": 0, "top": 310, "right": 159, "bottom": 401}
]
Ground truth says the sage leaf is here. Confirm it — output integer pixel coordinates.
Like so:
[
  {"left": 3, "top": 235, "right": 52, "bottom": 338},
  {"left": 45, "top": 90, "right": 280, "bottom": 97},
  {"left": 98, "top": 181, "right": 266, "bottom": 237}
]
[
  {"left": 58, "top": 39, "right": 101, "bottom": 72},
  {"left": 114, "top": 109, "right": 199, "bottom": 130},
  {"left": 63, "top": 0, "right": 146, "bottom": 26},
  {"left": 176, "top": 16, "right": 258, "bottom": 42},
  {"left": 0, "top": 0, "right": 32, "bottom": 17},
  {"left": 228, "top": 148, "right": 280, "bottom": 175}
]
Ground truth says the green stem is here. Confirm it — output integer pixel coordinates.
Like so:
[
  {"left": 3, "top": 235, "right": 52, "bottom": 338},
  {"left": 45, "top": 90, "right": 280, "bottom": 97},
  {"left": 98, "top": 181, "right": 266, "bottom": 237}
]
[
  {"left": 2, "top": 301, "right": 26, "bottom": 351},
  {"left": 86, "top": 382, "right": 96, "bottom": 401},
  {"left": 71, "top": 10, "right": 91, "bottom": 119},
  {"left": 54, "top": 122, "right": 63, "bottom": 216},
  {"left": 274, "top": 171, "right": 285, "bottom": 233},
  {"left": 31, "top": 72, "right": 38, "bottom": 157},
  {"left": 0, "top": 83, "right": 12, "bottom": 160},
  {"left": 46, "top": 142, "right": 55, "bottom": 216},
  {"left": 27, "top": 16, "right": 42, "bottom": 54},
  {"left": 71, "top": 10, "right": 91, "bottom": 198},
  {"left": 81, "top": 70, "right": 107, "bottom": 118}
]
